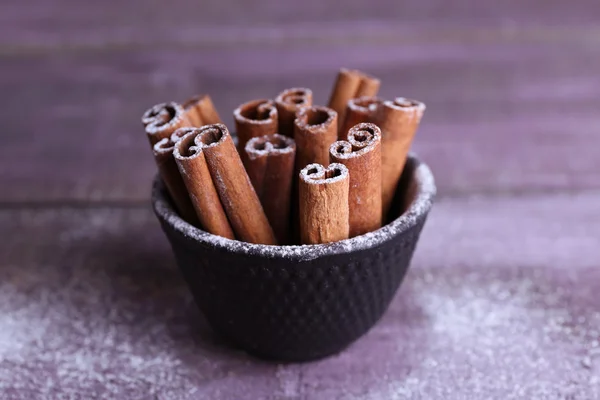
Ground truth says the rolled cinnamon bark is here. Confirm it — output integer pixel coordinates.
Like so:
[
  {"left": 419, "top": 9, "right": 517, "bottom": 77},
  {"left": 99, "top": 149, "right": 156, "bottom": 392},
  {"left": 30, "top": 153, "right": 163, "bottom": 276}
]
[
  {"left": 143, "top": 102, "right": 191, "bottom": 147},
  {"left": 182, "top": 94, "right": 222, "bottom": 127},
  {"left": 299, "top": 163, "right": 350, "bottom": 244},
  {"left": 233, "top": 99, "right": 278, "bottom": 150},
  {"left": 142, "top": 103, "right": 170, "bottom": 126},
  {"left": 173, "top": 128, "right": 235, "bottom": 239},
  {"left": 339, "top": 96, "right": 381, "bottom": 140},
  {"left": 374, "top": 97, "right": 426, "bottom": 218},
  {"left": 274, "top": 88, "right": 313, "bottom": 138},
  {"left": 327, "top": 69, "right": 381, "bottom": 131},
  {"left": 327, "top": 69, "right": 362, "bottom": 127},
  {"left": 330, "top": 123, "right": 382, "bottom": 237},
  {"left": 153, "top": 134, "right": 198, "bottom": 225},
  {"left": 244, "top": 134, "right": 296, "bottom": 244},
  {"left": 294, "top": 106, "right": 338, "bottom": 173},
  {"left": 196, "top": 124, "right": 277, "bottom": 245},
  {"left": 354, "top": 71, "right": 381, "bottom": 98}
]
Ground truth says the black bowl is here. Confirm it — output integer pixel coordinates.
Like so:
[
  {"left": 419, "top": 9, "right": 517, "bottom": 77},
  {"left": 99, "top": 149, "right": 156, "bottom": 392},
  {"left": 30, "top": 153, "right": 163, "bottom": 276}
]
[{"left": 152, "top": 154, "right": 436, "bottom": 361}]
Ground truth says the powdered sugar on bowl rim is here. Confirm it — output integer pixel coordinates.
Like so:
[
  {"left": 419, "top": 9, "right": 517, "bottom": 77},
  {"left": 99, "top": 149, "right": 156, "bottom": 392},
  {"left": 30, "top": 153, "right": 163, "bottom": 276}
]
[{"left": 152, "top": 153, "right": 436, "bottom": 261}]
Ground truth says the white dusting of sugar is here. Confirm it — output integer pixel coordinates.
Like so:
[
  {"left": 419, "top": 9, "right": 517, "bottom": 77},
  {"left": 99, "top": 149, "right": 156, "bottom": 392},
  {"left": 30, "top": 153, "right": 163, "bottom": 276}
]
[
  {"left": 388, "top": 97, "right": 426, "bottom": 120},
  {"left": 245, "top": 134, "right": 296, "bottom": 160},
  {"left": 144, "top": 102, "right": 186, "bottom": 135},
  {"left": 141, "top": 102, "right": 169, "bottom": 125},
  {"left": 275, "top": 87, "right": 313, "bottom": 107},
  {"left": 296, "top": 106, "right": 337, "bottom": 131},
  {"left": 152, "top": 137, "right": 175, "bottom": 156},
  {"left": 194, "top": 124, "right": 229, "bottom": 149},
  {"left": 330, "top": 123, "right": 381, "bottom": 159},
  {"left": 348, "top": 96, "right": 381, "bottom": 113},
  {"left": 3, "top": 202, "right": 598, "bottom": 398},
  {"left": 172, "top": 130, "right": 203, "bottom": 161},
  {"left": 233, "top": 99, "right": 277, "bottom": 125},
  {"left": 300, "top": 163, "right": 349, "bottom": 185}
]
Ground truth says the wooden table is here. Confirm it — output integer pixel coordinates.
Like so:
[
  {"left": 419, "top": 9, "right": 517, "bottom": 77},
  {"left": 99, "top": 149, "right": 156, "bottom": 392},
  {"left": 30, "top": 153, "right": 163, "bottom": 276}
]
[{"left": 1, "top": 1, "right": 599, "bottom": 398}]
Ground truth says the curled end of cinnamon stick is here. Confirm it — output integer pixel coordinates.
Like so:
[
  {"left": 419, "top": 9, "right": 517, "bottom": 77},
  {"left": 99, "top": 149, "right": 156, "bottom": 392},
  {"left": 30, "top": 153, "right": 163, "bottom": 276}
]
[
  {"left": 142, "top": 102, "right": 171, "bottom": 126},
  {"left": 234, "top": 99, "right": 278, "bottom": 126},
  {"left": 245, "top": 133, "right": 296, "bottom": 160},
  {"left": 385, "top": 97, "right": 426, "bottom": 119},
  {"left": 172, "top": 128, "right": 204, "bottom": 160},
  {"left": 144, "top": 102, "right": 189, "bottom": 146},
  {"left": 330, "top": 123, "right": 381, "bottom": 159},
  {"left": 295, "top": 106, "right": 337, "bottom": 131},
  {"left": 274, "top": 87, "right": 314, "bottom": 138},
  {"left": 153, "top": 137, "right": 175, "bottom": 159},
  {"left": 275, "top": 87, "right": 313, "bottom": 109},
  {"left": 234, "top": 99, "right": 279, "bottom": 148},
  {"left": 300, "top": 163, "right": 349, "bottom": 184},
  {"left": 170, "top": 127, "right": 190, "bottom": 144},
  {"left": 347, "top": 96, "right": 381, "bottom": 114},
  {"left": 194, "top": 123, "right": 230, "bottom": 148}
]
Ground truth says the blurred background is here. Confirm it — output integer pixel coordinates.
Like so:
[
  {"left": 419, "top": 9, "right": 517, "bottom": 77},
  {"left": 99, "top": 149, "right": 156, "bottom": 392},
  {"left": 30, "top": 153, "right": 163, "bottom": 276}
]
[
  {"left": 1, "top": 1, "right": 599, "bottom": 398},
  {"left": 2, "top": 0, "right": 598, "bottom": 201}
]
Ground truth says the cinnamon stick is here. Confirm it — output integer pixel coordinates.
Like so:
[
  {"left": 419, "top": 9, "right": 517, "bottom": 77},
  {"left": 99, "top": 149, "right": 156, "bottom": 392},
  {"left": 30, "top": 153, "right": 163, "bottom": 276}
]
[
  {"left": 330, "top": 123, "right": 382, "bottom": 237},
  {"left": 152, "top": 129, "right": 198, "bottom": 225},
  {"left": 143, "top": 102, "right": 190, "bottom": 147},
  {"left": 142, "top": 103, "right": 170, "bottom": 126},
  {"left": 173, "top": 128, "right": 235, "bottom": 239},
  {"left": 374, "top": 97, "right": 426, "bottom": 218},
  {"left": 233, "top": 99, "right": 278, "bottom": 150},
  {"left": 196, "top": 124, "right": 277, "bottom": 245},
  {"left": 354, "top": 71, "right": 381, "bottom": 98},
  {"left": 339, "top": 96, "right": 381, "bottom": 140},
  {"left": 327, "top": 68, "right": 380, "bottom": 132},
  {"left": 182, "top": 94, "right": 222, "bottom": 127},
  {"left": 299, "top": 163, "right": 350, "bottom": 244},
  {"left": 294, "top": 106, "right": 338, "bottom": 173},
  {"left": 244, "top": 134, "right": 296, "bottom": 244},
  {"left": 274, "top": 87, "right": 313, "bottom": 137}
]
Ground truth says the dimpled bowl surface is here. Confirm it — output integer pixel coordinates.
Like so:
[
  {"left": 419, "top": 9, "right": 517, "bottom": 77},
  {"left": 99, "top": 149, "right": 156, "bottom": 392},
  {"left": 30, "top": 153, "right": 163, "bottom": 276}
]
[{"left": 152, "top": 155, "right": 436, "bottom": 361}]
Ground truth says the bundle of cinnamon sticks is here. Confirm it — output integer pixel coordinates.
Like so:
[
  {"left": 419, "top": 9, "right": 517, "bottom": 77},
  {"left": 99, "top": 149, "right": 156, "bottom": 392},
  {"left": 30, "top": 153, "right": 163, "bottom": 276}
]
[{"left": 143, "top": 68, "right": 425, "bottom": 246}]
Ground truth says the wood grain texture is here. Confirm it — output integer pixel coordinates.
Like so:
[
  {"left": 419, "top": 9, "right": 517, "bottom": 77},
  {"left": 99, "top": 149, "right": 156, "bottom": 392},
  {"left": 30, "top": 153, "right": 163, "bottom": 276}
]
[
  {"left": 1, "top": 0, "right": 599, "bottom": 52},
  {"left": 0, "top": 192, "right": 598, "bottom": 397},
  {"left": 1, "top": 39, "right": 599, "bottom": 202}
]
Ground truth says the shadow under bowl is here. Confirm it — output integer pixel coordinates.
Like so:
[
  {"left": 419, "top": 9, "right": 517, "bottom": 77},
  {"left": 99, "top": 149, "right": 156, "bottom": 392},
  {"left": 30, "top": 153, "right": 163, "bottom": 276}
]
[{"left": 152, "top": 154, "right": 436, "bottom": 361}]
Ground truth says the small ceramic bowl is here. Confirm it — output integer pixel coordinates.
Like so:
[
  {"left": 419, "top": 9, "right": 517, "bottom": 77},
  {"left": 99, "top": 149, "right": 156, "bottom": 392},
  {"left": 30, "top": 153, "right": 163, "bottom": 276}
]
[{"left": 152, "top": 154, "right": 436, "bottom": 361}]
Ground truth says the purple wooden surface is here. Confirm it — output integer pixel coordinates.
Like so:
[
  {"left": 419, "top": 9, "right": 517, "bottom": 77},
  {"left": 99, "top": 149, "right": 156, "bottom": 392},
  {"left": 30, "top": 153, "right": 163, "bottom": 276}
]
[
  {"left": 1, "top": 193, "right": 598, "bottom": 398},
  {"left": 2, "top": 40, "right": 599, "bottom": 202},
  {"left": 2, "top": 0, "right": 599, "bottom": 52},
  {"left": 2, "top": 0, "right": 600, "bottom": 397}
]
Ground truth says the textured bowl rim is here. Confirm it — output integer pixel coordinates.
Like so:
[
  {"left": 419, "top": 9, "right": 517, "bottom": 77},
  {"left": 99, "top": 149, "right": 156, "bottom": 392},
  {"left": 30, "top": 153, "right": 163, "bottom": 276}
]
[{"left": 152, "top": 154, "right": 436, "bottom": 261}]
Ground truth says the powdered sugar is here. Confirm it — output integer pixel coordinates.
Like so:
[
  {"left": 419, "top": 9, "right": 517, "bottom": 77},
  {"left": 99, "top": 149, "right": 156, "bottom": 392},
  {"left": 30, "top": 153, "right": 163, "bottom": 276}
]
[
  {"left": 153, "top": 137, "right": 175, "bottom": 155},
  {"left": 330, "top": 123, "right": 381, "bottom": 159},
  {"left": 275, "top": 87, "right": 312, "bottom": 107},
  {"left": 233, "top": 99, "right": 277, "bottom": 125},
  {"left": 172, "top": 130, "right": 203, "bottom": 160},
  {"left": 347, "top": 96, "right": 381, "bottom": 113},
  {"left": 153, "top": 154, "right": 436, "bottom": 261},
  {"left": 143, "top": 102, "right": 186, "bottom": 135},
  {"left": 195, "top": 124, "right": 229, "bottom": 148},
  {"left": 387, "top": 98, "right": 426, "bottom": 120},
  {"left": 295, "top": 106, "right": 337, "bottom": 130},
  {"left": 245, "top": 134, "right": 296, "bottom": 160},
  {"left": 300, "top": 163, "right": 349, "bottom": 184}
]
